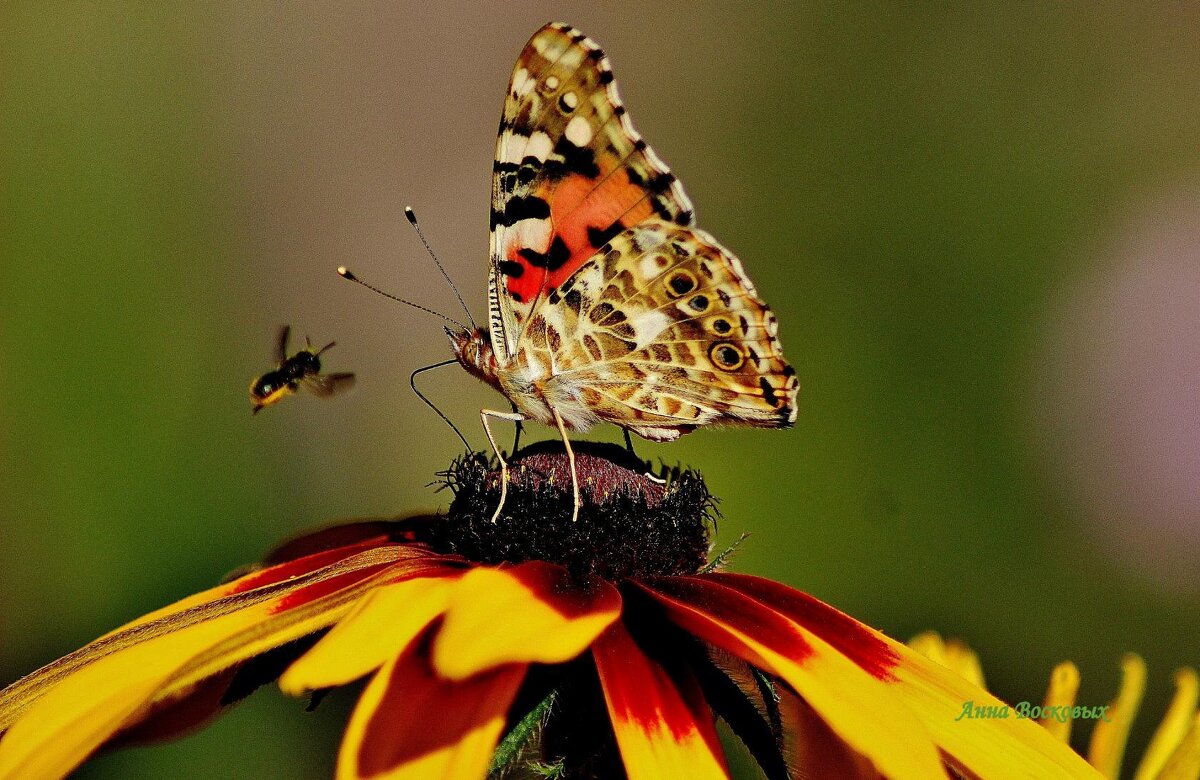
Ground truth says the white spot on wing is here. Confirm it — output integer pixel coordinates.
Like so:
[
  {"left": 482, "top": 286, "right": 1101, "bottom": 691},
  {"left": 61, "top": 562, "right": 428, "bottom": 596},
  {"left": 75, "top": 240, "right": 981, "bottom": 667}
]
[
  {"left": 526, "top": 131, "right": 553, "bottom": 161},
  {"left": 639, "top": 254, "right": 662, "bottom": 279},
  {"left": 565, "top": 116, "right": 592, "bottom": 147},
  {"left": 499, "top": 130, "right": 530, "bottom": 164},
  {"left": 511, "top": 68, "right": 532, "bottom": 97},
  {"left": 631, "top": 310, "right": 671, "bottom": 346},
  {"left": 511, "top": 217, "right": 551, "bottom": 252}
]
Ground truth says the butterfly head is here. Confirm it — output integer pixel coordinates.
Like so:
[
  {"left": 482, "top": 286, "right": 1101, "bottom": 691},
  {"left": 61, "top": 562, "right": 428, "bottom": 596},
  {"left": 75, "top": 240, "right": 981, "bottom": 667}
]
[{"left": 446, "top": 326, "right": 500, "bottom": 389}]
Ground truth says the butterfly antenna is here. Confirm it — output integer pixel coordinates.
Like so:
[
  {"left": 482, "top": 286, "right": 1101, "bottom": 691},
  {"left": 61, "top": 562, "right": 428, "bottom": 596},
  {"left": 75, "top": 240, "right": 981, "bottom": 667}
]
[
  {"left": 404, "top": 207, "right": 477, "bottom": 330},
  {"left": 411, "top": 359, "right": 471, "bottom": 451},
  {"left": 337, "top": 267, "right": 467, "bottom": 332}
]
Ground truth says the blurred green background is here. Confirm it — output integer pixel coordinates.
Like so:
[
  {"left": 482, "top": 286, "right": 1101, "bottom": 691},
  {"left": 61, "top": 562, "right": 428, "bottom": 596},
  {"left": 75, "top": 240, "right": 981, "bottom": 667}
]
[{"left": 2, "top": 3, "right": 1198, "bottom": 777}]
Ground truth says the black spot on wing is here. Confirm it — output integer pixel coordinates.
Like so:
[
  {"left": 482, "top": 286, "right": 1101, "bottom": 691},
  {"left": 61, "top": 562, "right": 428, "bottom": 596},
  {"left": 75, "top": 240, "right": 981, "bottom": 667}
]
[
  {"left": 564, "top": 288, "right": 583, "bottom": 313},
  {"left": 587, "top": 221, "right": 624, "bottom": 249},
  {"left": 498, "top": 260, "right": 524, "bottom": 278},
  {"left": 547, "top": 136, "right": 600, "bottom": 179},
  {"left": 491, "top": 195, "right": 551, "bottom": 229},
  {"left": 518, "top": 235, "right": 571, "bottom": 271},
  {"left": 649, "top": 172, "right": 677, "bottom": 194},
  {"left": 760, "top": 377, "right": 779, "bottom": 406}
]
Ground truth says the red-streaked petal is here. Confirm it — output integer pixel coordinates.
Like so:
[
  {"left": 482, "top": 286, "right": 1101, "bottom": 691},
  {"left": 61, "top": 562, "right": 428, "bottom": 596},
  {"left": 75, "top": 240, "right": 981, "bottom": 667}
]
[
  {"left": 431, "top": 561, "right": 621, "bottom": 681},
  {"left": 0, "top": 547, "right": 422, "bottom": 778},
  {"left": 702, "top": 573, "right": 896, "bottom": 678},
  {"left": 776, "top": 680, "right": 886, "bottom": 778},
  {"left": 0, "top": 546, "right": 416, "bottom": 734},
  {"left": 281, "top": 573, "right": 460, "bottom": 695},
  {"left": 635, "top": 578, "right": 948, "bottom": 780},
  {"left": 260, "top": 516, "right": 442, "bottom": 566},
  {"left": 593, "top": 622, "right": 729, "bottom": 780},
  {"left": 337, "top": 631, "right": 525, "bottom": 780},
  {"left": 231, "top": 541, "right": 438, "bottom": 596},
  {"left": 702, "top": 574, "right": 1100, "bottom": 779}
]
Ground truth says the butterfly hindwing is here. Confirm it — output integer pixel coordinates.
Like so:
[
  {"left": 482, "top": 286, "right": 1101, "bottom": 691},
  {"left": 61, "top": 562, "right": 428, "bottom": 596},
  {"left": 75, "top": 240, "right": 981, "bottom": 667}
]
[
  {"left": 488, "top": 23, "right": 694, "bottom": 361},
  {"left": 526, "top": 220, "right": 798, "bottom": 440}
]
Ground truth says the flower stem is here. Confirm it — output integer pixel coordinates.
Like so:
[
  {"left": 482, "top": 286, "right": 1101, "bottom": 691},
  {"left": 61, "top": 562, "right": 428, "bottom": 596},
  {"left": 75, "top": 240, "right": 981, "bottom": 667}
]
[{"left": 489, "top": 688, "right": 557, "bottom": 778}]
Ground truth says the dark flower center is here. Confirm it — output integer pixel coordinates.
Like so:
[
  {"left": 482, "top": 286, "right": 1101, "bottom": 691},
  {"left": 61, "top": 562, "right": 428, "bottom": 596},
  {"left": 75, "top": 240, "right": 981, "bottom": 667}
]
[{"left": 429, "top": 441, "right": 715, "bottom": 581}]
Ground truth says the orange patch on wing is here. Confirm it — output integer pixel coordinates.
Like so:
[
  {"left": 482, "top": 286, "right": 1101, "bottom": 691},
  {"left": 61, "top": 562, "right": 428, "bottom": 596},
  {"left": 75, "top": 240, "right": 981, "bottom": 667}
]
[{"left": 504, "top": 169, "right": 656, "bottom": 301}]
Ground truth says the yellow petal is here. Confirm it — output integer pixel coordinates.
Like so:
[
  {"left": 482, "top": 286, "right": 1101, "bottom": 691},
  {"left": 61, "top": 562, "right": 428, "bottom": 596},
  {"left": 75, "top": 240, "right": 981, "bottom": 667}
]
[
  {"left": 1156, "top": 711, "right": 1200, "bottom": 780},
  {"left": 336, "top": 631, "right": 524, "bottom": 780},
  {"left": 281, "top": 574, "right": 457, "bottom": 695},
  {"left": 1135, "top": 668, "right": 1199, "bottom": 780},
  {"left": 1090, "top": 653, "right": 1147, "bottom": 779},
  {"left": 690, "top": 574, "right": 1100, "bottom": 779},
  {"left": 1041, "top": 662, "right": 1081, "bottom": 743},
  {"left": 0, "top": 547, "right": 411, "bottom": 779},
  {"left": 908, "top": 631, "right": 986, "bottom": 689},
  {"left": 431, "top": 561, "right": 621, "bottom": 681},
  {"left": 639, "top": 578, "right": 947, "bottom": 779},
  {"left": 593, "top": 622, "right": 728, "bottom": 780},
  {"left": 777, "top": 682, "right": 889, "bottom": 778},
  {"left": 0, "top": 545, "right": 427, "bottom": 732}
]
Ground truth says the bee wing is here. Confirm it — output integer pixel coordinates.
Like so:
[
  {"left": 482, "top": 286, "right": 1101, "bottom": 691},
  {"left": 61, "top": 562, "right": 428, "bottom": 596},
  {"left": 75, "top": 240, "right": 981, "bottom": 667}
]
[
  {"left": 300, "top": 372, "right": 356, "bottom": 398},
  {"left": 273, "top": 325, "right": 291, "bottom": 364}
]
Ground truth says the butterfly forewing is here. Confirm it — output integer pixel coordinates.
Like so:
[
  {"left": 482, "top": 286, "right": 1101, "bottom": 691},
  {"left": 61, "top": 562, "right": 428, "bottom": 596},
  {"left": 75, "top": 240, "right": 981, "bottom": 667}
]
[{"left": 489, "top": 23, "right": 694, "bottom": 363}]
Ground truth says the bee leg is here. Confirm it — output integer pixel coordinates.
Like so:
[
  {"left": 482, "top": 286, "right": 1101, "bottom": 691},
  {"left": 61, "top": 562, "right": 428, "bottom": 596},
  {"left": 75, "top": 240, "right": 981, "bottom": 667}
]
[
  {"left": 623, "top": 427, "right": 665, "bottom": 484},
  {"left": 551, "top": 409, "right": 581, "bottom": 523},
  {"left": 481, "top": 408, "right": 525, "bottom": 523}
]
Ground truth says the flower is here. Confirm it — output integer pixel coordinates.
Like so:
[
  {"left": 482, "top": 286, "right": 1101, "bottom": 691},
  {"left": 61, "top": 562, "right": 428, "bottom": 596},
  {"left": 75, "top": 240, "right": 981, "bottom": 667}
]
[
  {"left": 0, "top": 445, "right": 1101, "bottom": 779},
  {"left": 910, "top": 632, "right": 1200, "bottom": 780}
]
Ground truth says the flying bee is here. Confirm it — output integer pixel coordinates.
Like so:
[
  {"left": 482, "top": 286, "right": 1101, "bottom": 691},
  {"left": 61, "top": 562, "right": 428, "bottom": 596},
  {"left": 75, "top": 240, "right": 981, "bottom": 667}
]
[{"left": 250, "top": 325, "right": 356, "bottom": 414}]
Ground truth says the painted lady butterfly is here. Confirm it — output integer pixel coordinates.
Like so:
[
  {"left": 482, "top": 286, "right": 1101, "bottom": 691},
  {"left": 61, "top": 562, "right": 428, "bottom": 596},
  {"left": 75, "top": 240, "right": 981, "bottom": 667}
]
[{"left": 448, "top": 23, "right": 798, "bottom": 520}]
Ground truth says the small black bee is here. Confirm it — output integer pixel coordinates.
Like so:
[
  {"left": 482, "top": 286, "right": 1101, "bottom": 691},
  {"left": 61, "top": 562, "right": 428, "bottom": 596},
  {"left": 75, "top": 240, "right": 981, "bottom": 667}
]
[{"left": 250, "top": 326, "right": 355, "bottom": 414}]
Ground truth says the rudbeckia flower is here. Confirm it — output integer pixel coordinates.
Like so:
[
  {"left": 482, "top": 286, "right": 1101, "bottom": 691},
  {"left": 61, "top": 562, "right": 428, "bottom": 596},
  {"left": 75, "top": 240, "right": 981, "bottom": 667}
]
[
  {"left": 0, "top": 446, "right": 1104, "bottom": 779},
  {"left": 911, "top": 632, "right": 1200, "bottom": 780}
]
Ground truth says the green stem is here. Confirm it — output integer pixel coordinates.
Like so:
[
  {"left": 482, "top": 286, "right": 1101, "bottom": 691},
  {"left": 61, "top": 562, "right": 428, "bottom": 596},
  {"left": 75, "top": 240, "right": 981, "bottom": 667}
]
[{"left": 488, "top": 688, "right": 557, "bottom": 778}]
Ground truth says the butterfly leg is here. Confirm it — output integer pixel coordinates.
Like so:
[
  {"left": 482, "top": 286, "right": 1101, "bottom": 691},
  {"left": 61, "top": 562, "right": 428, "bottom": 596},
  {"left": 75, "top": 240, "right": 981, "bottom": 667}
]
[
  {"left": 550, "top": 408, "right": 582, "bottom": 523},
  {"left": 481, "top": 408, "right": 525, "bottom": 523},
  {"left": 622, "top": 427, "right": 666, "bottom": 485},
  {"left": 510, "top": 402, "right": 524, "bottom": 454}
]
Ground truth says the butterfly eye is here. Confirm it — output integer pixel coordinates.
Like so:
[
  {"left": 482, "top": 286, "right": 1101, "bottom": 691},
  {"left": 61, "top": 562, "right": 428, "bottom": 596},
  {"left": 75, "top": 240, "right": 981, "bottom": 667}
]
[
  {"left": 666, "top": 271, "right": 697, "bottom": 298},
  {"left": 709, "top": 342, "right": 745, "bottom": 371}
]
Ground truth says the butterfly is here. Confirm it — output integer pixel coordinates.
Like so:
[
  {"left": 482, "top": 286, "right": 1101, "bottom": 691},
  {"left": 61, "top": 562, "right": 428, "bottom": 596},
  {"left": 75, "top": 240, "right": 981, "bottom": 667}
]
[
  {"left": 249, "top": 326, "right": 355, "bottom": 414},
  {"left": 445, "top": 23, "right": 799, "bottom": 521}
]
